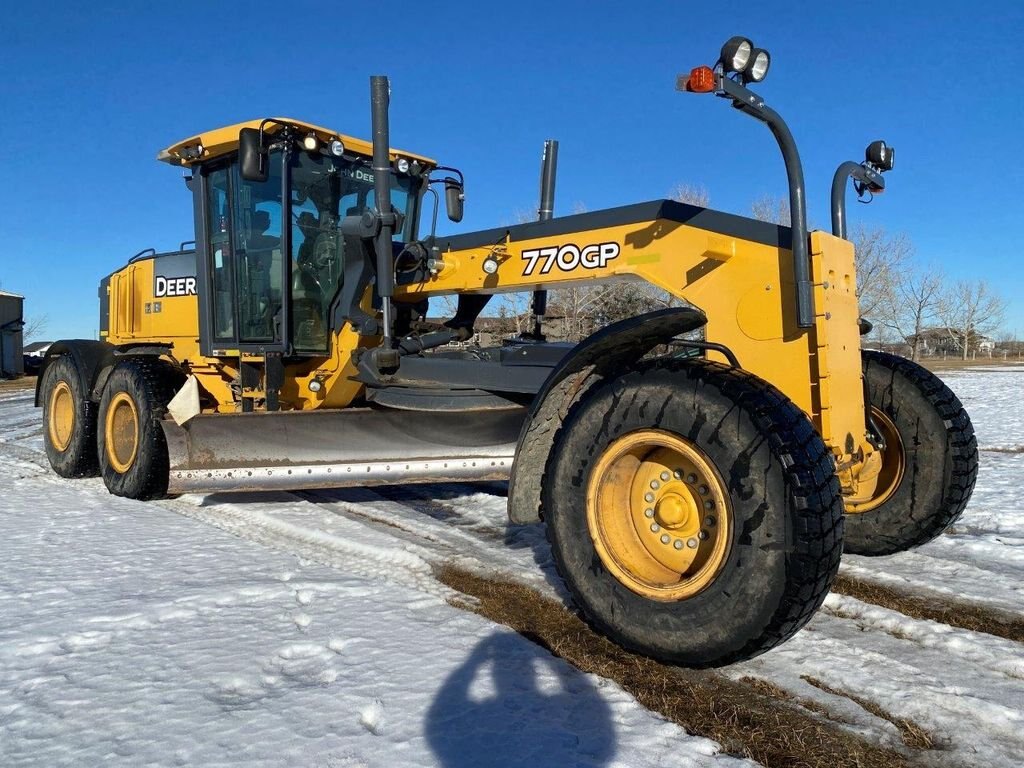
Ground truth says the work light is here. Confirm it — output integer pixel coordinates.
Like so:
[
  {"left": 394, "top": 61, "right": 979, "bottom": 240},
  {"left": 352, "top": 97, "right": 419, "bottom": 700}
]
[
  {"left": 744, "top": 49, "right": 771, "bottom": 83},
  {"left": 329, "top": 139, "right": 345, "bottom": 156},
  {"left": 394, "top": 157, "right": 411, "bottom": 173},
  {"left": 302, "top": 133, "right": 319, "bottom": 152},
  {"left": 866, "top": 140, "right": 895, "bottom": 171},
  {"left": 719, "top": 36, "right": 753, "bottom": 73}
]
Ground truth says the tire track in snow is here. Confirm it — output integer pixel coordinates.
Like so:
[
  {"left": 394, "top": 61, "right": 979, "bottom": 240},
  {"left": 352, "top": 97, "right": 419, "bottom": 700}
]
[
  {"left": 160, "top": 494, "right": 453, "bottom": 602},
  {"left": 290, "top": 484, "right": 563, "bottom": 598}
]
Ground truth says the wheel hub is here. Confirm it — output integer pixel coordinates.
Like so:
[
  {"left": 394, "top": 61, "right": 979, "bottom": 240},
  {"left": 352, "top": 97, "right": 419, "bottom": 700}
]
[
  {"left": 105, "top": 392, "right": 139, "bottom": 474},
  {"left": 48, "top": 380, "right": 75, "bottom": 452},
  {"left": 587, "top": 430, "right": 732, "bottom": 601},
  {"left": 655, "top": 492, "right": 693, "bottom": 530},
  {"left": 845, "top": 407, "right": 905, "bottom": 514}
]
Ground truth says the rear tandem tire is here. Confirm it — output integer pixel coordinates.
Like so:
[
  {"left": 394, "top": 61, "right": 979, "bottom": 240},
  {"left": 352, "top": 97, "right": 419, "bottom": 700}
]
[
  {"left": 843, "top": 351, "right": 978, "bottom": 556},
  {"left": 542, "top": 359, "right": 844, "bottom": 668},
  {"left": 41, "top": 354, "right": 100, "bottom": 478},
  {"left": 97, "top": 359, "right": 181, "bottom": 500}
]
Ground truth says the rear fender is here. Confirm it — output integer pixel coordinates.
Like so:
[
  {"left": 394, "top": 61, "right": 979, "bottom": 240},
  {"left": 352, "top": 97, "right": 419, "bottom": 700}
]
[
  {"left": 507, "top": 307, "right": 707, "bottom": 524},
  {"left": 35, "top": 340, "right": 116, "bottom": 407}
]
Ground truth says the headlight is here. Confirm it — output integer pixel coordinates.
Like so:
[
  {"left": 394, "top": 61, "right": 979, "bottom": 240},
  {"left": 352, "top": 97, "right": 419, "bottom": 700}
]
[
  {"left": 744, "top": 49, "right": 770, "bottom": 82},
  {"left": 720, "top": 36, "right": 753, "bottom": 73},
  {"left": 394, "top": 157, "right": 410, "bottom": 173},
  {"left": 482, "top": 256, "right": 499, "bottom": 275},
  {"left": 329, "top": 139, "right": 345, "bottom": 156},
  {"left": 302, "top": 133, "right": 319, "bottom": 152}
]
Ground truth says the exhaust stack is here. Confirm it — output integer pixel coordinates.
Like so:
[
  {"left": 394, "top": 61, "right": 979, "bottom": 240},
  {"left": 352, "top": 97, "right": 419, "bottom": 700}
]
[{"left": 531, "top": 139, "right": 558, "bottom": 339}]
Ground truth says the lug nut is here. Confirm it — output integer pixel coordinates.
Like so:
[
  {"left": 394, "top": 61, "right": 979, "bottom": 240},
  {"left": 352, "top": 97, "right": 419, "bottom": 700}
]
[
  {"left": 673, "top": 469, "right": 683, "bottom": 479},
  {"left": 673, "top": 539, "right": 684, "bottom": 550},
  {"left": 704, "top": 500, "right": 714, "bottom": 510},
  {"left": 687, "top": 538, "right": 698, "bottom": 549},
  {"left": 650, "top": 480, "right": 660, "bottom": 490},
  {"left": 644, "top": 508, "right": 654, "bottom": 518},
  {"left": 644, "top": 492, "right": 655, "bottom": 503},
  {"left": 660, "top": 534, "right": 670, "bottom": 544},
  {"left": 650, "top": 523, "right": 660, "bottom": 533},
  {"left": 699, "top": 530, "right": 709, "bottom": 540},
  {"left": 687, "top": 473, "right": 697, "bottom": 483},
  {"left": 705, "top": 516, "right": 716, "bottom": 527},
  {"left": 698, "top": 485, "right": 708, "bottom": 495},
  {"left": 660, "top": 471, "right": 670, "bottom": 481}
]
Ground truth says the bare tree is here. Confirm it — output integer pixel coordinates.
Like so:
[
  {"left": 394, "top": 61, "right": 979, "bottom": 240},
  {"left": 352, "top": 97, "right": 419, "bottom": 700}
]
[
  {"left": 882, "top": 264, "right": 943, "bottom": 361},
  {"left": 937, "top": 280, "right": 1007, "bottom": 360},
  {"left": 546, "top": 285, "right": 605, "bottom": 342},
  {"left": 492, "top": 294, "right": 532, "bottom": 336},
  {"left": 670, "top": 183, "right": 710, "bottom": 207},
  {"left": 750, "top": 194, "right": 790, "bottom": 226},
  {"left": 23, "top": 314, "right": 49, "bottom": 344},
  {"left": 851, "top": 225, "right": 912, "bottom": 320}
]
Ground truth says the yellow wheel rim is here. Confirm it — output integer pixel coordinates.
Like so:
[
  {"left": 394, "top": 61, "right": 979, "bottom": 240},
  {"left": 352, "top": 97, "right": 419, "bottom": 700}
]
[
  {"left": 48, "top": 380, "right": 75, "bottom": 452},
  {"left": 586, "top": 429, "right": 732, "bottom": 601},
  {"left": 105, "top": 392, "right": 139, "bottom": 473},
  {"left": 846, "top": 407, "right": 906, "bottom": 514}
]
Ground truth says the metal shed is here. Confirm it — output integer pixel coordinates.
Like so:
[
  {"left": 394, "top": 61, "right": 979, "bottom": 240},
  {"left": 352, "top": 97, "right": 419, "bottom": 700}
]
[{"left": 0, "top": 290, "right": 25, "bottom": 378}]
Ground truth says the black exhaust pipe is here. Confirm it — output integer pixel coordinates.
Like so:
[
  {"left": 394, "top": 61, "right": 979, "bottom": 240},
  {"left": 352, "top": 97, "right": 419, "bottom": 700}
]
[
  {"left": 369, "top": 75, "right": 396, "bottom": 352},
  {"left": 531, "top": 139, "right": 558, "bottom": 338}
]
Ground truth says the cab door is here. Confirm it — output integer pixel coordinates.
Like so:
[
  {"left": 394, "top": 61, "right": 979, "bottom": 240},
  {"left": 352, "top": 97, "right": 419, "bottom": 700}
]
[{"left": 195, "top": 157, "right": 287, "bottom": 356}]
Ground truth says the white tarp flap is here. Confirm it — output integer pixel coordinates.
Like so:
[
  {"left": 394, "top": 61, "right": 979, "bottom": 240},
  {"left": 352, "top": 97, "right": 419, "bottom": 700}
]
[{"left": 167, "top": 375, "right": 201, "bottom": 426}]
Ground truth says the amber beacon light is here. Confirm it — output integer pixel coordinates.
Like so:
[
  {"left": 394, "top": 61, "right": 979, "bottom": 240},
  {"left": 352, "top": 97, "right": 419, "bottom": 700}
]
[{"left": 677, "top": 35, "right": 773, "bottom": 95}]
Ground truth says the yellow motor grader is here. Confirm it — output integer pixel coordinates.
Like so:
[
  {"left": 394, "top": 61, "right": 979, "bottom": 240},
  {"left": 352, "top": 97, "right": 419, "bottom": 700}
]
[{"left": 38, "top": 38, "right": 977, "bottom": 667}]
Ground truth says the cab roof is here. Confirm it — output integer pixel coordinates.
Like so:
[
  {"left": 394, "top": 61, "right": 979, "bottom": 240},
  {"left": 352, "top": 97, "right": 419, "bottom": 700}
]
[{"left": 157, "top": 117, "right": 436, "bottom": 168}]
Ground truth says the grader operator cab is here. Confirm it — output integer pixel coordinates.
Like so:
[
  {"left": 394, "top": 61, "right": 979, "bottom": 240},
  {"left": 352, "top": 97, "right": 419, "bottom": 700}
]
[{"left": 39, "top": 38, "right": 977, "bottom": 668}]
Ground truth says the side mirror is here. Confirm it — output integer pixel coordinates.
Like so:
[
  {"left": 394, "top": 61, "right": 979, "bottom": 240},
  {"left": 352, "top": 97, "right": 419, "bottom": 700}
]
[
  {"left": 444, "top": 178, "right": 464, "bottom": 223},
  {"left": 239, "top": 128, "right": 268, "bottom": 182}
]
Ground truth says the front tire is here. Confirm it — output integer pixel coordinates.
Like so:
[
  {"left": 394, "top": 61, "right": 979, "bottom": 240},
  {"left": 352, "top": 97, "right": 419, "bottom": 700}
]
[
  {"left": 843, "top": 351, "right": 978, "bottom": 556},
  {"left": 41, "top": 354, "right": 99, "bottom": 478},
  {"left": 98, "top": 359, "right": 181, "bottom": 500},
  {"left": 543, "top": 359, "right": 844, "bottom": 668}
]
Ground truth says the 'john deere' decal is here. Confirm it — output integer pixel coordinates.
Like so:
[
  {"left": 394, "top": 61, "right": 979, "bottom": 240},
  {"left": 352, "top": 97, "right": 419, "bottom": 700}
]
[
  {"left": 152, "top": 250, "right": 198, "bottom": 297},
  {"left": 521, "top": 242, "right": 620, "bottom": 277},
  {"left": 155, "top": 275, "right": 197, "bottom": 297}
]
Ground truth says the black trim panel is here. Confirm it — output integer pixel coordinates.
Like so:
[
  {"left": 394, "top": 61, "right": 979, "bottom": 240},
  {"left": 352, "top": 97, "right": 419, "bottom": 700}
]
[{"left": 443, "top": 199, "right": 792, "bottom": 253}]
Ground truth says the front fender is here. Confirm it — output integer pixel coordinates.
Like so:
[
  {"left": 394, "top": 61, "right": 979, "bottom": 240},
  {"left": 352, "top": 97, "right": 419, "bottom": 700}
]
[{"left": 507, "top": 306, "right": 707, "bottom": 524}]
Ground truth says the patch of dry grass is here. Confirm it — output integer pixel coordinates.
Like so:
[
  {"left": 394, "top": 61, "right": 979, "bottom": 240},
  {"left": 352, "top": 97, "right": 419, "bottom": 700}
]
[
  {"left": 738, "top": 676, "right": 854, "bottom": 725},
  {"left": 802, "top": 676, "right": 936, "bottom": 751},
  {"left": 832, "top": 574, "right": 1024, "bottom": 643},
  {"left": 0, "top": 376, "right": 34, "bottom": 391},
  {"left": 438, "top": 564, "right": 915, "bottom": 768},
  {"left": 920, "top": 358, "right": 1024, "bottom": 372}
]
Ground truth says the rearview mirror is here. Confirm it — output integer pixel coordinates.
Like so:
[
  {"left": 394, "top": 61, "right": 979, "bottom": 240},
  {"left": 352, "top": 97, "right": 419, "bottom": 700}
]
[
  {"left": 239, "top": 128, "right": 268, "bottom": 182},
  {"left": 444, "top": 178, "right": 464, "bottom": 223}
]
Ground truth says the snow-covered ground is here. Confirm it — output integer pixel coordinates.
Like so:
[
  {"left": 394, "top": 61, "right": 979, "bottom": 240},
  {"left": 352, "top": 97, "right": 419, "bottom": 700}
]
[{"left": 1, "top": 366, "right": 1022, "bottom": 767}]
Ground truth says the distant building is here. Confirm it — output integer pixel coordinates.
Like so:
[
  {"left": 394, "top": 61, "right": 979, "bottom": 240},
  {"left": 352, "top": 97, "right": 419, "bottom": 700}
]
[
  {"left": 0, "top": 290, "right": 25, "bottom": 378},
  {"left": 23, "top": 341, "right": 52, "bottom": 357},
  {"left": 23, "top": 341, "right": 53, "bottom": 376},
  {"left": 905, "top": 327, "right": 995, "bottom": 357}
]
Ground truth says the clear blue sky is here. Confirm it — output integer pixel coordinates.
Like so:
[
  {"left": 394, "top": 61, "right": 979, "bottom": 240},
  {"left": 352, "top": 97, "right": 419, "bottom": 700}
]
[{"left": 2, "top": 1, "right": 1022, "bottom": 340}]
